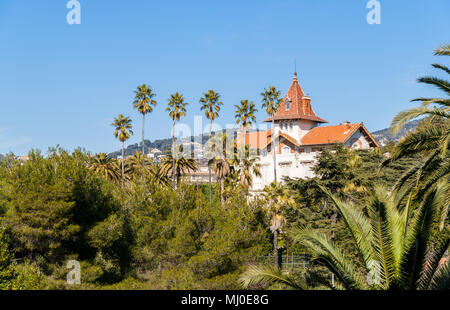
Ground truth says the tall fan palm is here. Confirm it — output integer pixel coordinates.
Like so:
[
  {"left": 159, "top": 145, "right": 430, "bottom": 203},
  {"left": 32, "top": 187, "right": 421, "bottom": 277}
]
[
  {"left": 89, "top": 153, "right": 120, "bottom": 181},
  {"left": 241, "top": 183, "right": 450, "bottom": 290},
  {"left": 200, "top": 90, "right": 223, "bottom": 207},
  {"left": 235, "top": 99, "right": 258, "bottom": 182},
  {"left": 235, "top": 99, "right": 258, "bottom": 140},
  {"left": 133, "top": 84, "right": 157, "bottom": 176},
  {"left": 261, "top": 86, "right": 282, "bottom": 182},
  {"left": 159, "top": 146, "right": 198, "bottom": 186},
  {"left": 207, "top": 132, "right": 232, "bottom": 206},
  {"left": 112, "top": 114, "right": 133, "bottom": 184},
  {"left": 263, "top": 182, "right": 294, "bottom": 268},
  {"left": 166, "top": 92, "right": 189, "bottom": 189}
]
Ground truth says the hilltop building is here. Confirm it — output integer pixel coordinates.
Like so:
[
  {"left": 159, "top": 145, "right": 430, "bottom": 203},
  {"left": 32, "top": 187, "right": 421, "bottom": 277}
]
[
  {"left": 237, "top": 72, "right": 379, "bottom": 191},
  {"left": 146, "top": 148, "right": 163, "bottom": 162}
]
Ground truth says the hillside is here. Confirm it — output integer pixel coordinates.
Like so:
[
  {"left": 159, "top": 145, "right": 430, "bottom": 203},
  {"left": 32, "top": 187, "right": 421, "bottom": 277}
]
[
  {"left": 107, "top": 120, "right": 421, "bottom": 158},
  {"left": 108, "top": 130, "right": 234, "bottom": 158},
  {"left": 371, "top": 119, "right": 421, "bottom": 146}
]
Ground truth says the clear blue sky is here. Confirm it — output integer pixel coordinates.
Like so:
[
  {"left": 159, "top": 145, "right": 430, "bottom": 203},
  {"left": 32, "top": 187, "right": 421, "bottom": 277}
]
[{"left": 0, "top": 0, "right": 449, "bottom": 155}]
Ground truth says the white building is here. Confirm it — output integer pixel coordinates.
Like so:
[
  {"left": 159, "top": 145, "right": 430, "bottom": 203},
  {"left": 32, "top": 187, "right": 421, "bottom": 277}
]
[
  {"left": 237, "top": 72, "right": 379, "bottom": 191},
  {"left": 146, "top": 148, "right": 163, "bottom": 160}
]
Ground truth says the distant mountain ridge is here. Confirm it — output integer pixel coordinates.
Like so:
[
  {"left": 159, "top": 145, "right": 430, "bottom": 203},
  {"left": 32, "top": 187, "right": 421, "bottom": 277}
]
[
  {"left": 108, "top": 130, "right": 237, "bottom": 158},
  {"left": 107, "top": 121, "right": 421, "bottom": 158},
  {"left": 371, "top": 119, "right": 421, "bottom": 146}
]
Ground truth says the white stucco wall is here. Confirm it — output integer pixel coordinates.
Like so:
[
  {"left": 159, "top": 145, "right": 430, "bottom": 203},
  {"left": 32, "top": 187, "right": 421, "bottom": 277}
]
[
  {"left": 252, "top": 152, "right": 318, "bottom": 190},
  {"left": 274, "top": 119, "right": 317, "bottom": 142},
  {"left": 345, "top": 129, "right": 371, "bottom": 149},
  {"left": 251, "top": 125, "right": 374, "bottom": 191}
]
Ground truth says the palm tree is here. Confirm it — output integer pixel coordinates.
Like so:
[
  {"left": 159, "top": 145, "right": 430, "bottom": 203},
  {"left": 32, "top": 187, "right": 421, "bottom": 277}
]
[
  {"left": 343, "top": 150, "right": 366, "bottom": 195},
  {"left": 223, "top": 168, "right": 241, "bottom": 201},
  {"left": 390, "top": 44, "right": 449, "bottom": 159},
  {"left": 112, "top": 114, "right": 133, "bottom": 184},
  {"left": 235, "top": 99, "right": 258, "bottom": 143},
  {"left": 133, "top": 84, "right": 157, "bottom": 176},
  {"left": 200, "top": 90, "right": 223, "bottom": 207},
  {"left": 208, "top": 132, "right": 232, "bottom": 206},
  {"left": 241, "top": 183, "right": 450, "bottom": 290},
  {"left": 89, "top": 153, "right": 120, "bottom": 181},
  {"left": 149, "top": 163, "right": 171, "bottom": 187},
  {"left": 234, "top": 145, "right": 261, "bottom": 188},
  {"left": 263, "top": 182, "right": 294, "bottom": 268},
  {"left": 125, "top": 151, "right": 152, "bottom": 177},
  {"left": 261, "top": 86, "right": 282, "bottom": 182},
  {"left": 159, "top": 146, "right": 198, "bottom": 186},
  {"left": 235, "top": 99, "right": 258, "bottom": 182},
  {"left": 166, "top": 92, "right": 188, "bottom": 189},
  {"left": 387, "top": 44, "right": 449, "bottom": 227}
]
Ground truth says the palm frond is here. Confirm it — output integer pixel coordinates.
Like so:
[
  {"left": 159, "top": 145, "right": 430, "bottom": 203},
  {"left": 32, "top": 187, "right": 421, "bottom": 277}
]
[
  {"left": 391, "top": 126, "right": 449, "bottom": 160},
  {"left": 319, "top": 185, "right": 374, "bottom": 266},
  {"left": 417, "top": 77, "right": 450, "bottom": 96},
  {"left": 391, "top": 106, "right": 449, "bottom": 135},
  {"left": 393, "top": 149, "right": 440, "bottom": 192},
  {"left": 415, "top": 160, "right": 450, "bottom": 200},
  {"left": 410, "top": 98, "right": 450, "bottom": 107},
  {"left": 427, "top": 261, "right": 450, "bottom": 290},
  {"left": 239, "top": 265, "right": 309, "bottom": 289},
  {"left": 434, "top": 44, "right": 450, "bottom": 56},
  {"left": 418, "top": 235, "right": 450, "bottom": 289},
  {"left": 432, "top": 63, "right": 450, "bottom": 75},
  {"left": 399, "top": 182, "right": 446, "bottom": 289},
  {"left": 292, "top": 229, "right": 368, "bottom": 290},
  {"left": 367, "top": 189, "right": 396, "bottom": 288}
]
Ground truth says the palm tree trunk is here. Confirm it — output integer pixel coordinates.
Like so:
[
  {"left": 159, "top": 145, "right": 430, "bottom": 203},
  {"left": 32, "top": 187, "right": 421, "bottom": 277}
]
[
  {"left": 142, "top": 114, "right": 145, "bottom": 177},
  {"left": 121, "top": 141, "right": 125, "bottom": 186},
  {"left": 272, "top": 117, "right": 277, "bottom": 182},
  {"left": 208, "top": 119, "right": 212, "bottom": 207},
  {"left": 172, "top": 120, "right": 176, "bottom": 189},
  {"left": 240, "top": 127, "right": 246, "bottom": 183},
  {"left": 176, "top": 167, "right": 181, "bottom": 186},
  {"left": 220, "top": 177, "right": 225, "bottom": 206},
  {"left": 273, "top": 227, "right": 279, "bottom": 268},
  {"left": 331, "top": 205, "right": 337, "bottom": 241}
]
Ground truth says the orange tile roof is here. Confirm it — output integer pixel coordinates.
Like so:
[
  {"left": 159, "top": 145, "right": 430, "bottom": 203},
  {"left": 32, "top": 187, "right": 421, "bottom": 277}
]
[
  {"left": 261, "top": 132, "right": 300, "bottom": 149},
  {"left": 236, "top": 123, "right": 379, "bottom": 150},
  {"left": 265, "top": 72, "right": 327, "bottom": 123},
  {"left": 236, "top": 130, "right": 272, "bottom": 150},
  {"left": 237, "top": 130, "right": 300, "bottom": 150},
  {"left": 301, "top": 122, "right": 379, "bottom": 147}
]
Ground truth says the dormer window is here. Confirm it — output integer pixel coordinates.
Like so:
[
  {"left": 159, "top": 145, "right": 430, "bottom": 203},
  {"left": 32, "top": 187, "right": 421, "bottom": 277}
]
[{"left": 285, "top": 98, "right": 291, "bottom": 110}]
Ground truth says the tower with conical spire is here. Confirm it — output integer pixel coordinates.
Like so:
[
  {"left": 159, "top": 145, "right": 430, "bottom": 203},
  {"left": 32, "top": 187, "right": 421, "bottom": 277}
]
[
  {"left": 239, "top": 71, "right": 379, "bottom": 192},
  {"left": 264, "top": 72, "right": 327, "bottom": 141}
]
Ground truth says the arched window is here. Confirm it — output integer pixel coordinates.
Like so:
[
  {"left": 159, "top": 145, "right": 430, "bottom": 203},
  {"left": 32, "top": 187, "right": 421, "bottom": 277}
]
[{"left": 282, "top": 146, "right": 291, "bottom": 155}]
